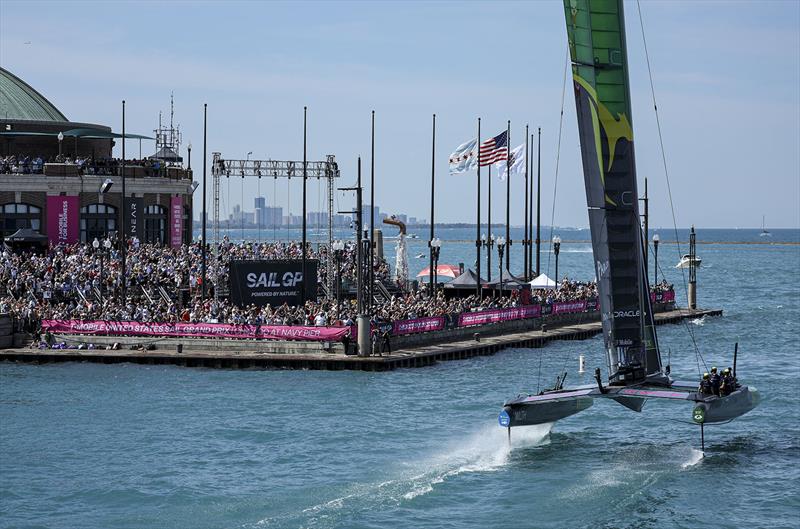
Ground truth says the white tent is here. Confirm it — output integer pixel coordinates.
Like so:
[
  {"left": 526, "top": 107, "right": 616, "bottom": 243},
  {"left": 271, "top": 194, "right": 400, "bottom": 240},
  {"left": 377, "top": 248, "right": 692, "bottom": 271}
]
[{"left": 529, "top": 273, "right": 556, "bottom": 290}]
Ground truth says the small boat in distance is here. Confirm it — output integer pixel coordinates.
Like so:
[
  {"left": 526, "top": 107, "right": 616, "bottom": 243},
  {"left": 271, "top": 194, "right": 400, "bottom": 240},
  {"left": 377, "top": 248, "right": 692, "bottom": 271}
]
[
  {"left": 676, "top": 254, "right": 702, "bottom": 269},
  {"left": 760, "top": 215, "right": 772, "bottom": 237}
]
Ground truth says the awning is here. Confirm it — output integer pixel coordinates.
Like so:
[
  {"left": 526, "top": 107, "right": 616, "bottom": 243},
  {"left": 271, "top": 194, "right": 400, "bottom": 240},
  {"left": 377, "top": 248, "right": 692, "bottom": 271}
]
[
  {"left": 4, "top": 228, "right": 48, "bottom": 243},
  {"left": 416, "top": 264, "right": 461, "bottom": 282},
  {"left": 529, "top": 273, "right": 556, "bottom": 289},
  {"left": 0, "top": 129, "right": 153, "bottom": 140},
  {"left": 443, "top": 268, "right": 487, "bottom": 289}
]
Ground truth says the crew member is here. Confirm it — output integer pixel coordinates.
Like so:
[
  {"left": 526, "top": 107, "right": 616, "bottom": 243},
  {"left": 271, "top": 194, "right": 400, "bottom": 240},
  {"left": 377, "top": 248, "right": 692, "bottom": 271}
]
[
  {"left": 720, "top": 368, "right": 736, "bottom": 396},
  {"left": 709, "top": 366, "right": 721, "bottom": 396},
  {"left": 698, "top": 373, "right": 713, "bottom": 396}
]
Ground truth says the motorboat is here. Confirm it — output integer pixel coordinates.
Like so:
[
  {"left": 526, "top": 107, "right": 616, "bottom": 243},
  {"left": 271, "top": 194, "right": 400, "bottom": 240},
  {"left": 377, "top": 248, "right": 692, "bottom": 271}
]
[{"left": 675, "top": 254, "right": 702, "bottom": 269}]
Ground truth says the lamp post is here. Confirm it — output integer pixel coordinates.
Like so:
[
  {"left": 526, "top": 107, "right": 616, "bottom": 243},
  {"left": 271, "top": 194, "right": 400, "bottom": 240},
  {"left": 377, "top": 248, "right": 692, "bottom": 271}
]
[
  {"left": 57, "top": 131, "right": 64, "bottom": 159},
  {"left": 553, "top": 235, "right": 561, "bottom": 291},
  {"left": 332, "top": 239, "right": 345, "bottom": 318},
  {"left": 430, "top": 237, "right": 442, "bottom": 294},
  {"left": 187, "top": 143, "right": 192, "bottom": 171},
  {"left": 92, "top": 237, "right": 112, "bottom": 305},
  {"left": 653, "top": 233, "right": 660, "bottom": 286},
  {"left": 482, "top": 233, "right": 495, "bottom": 281},
  {"left": 497, "top": 236, "right": 506, "bottom": 295}
]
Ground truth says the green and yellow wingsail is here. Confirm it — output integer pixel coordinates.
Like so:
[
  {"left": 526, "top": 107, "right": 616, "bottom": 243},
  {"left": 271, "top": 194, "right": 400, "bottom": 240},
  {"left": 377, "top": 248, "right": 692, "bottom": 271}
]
[{"left": 563, "top": 0, "right": 661, "bottom": 384}]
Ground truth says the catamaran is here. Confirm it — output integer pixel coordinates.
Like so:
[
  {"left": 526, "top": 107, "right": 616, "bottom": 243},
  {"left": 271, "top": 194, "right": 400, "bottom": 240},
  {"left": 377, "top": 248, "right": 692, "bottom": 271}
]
[{"left": 499, "top": 0, "right": 759, "bottom": 451}]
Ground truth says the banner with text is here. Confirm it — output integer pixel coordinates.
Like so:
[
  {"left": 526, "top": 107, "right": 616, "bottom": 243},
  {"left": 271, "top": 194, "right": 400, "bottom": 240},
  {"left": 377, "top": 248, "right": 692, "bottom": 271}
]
[
  {"left": 41, "top": 319, "right": 349, "bottom": 342},
  {"left": 124, "top": 197, "right": 144, "bottom": 241},
  {"left": 458, "top": 305, "right": 541, "bottom": 327},
  {"left": 229, "top": 260, "right": 318, "bottom": 307},
  {"left": 392, "top": 316, "right": 446, "bottom": 335},
  {"left": 552, "top": 299, "right": 588, "bottom": 315},
  {"left": 169, "top": 196, "right": 183, "bottom": 247},
  {"left": 46, "top": 195, "right": 79, "bottom": 245},
  {"left": 651, "top": 290, "right": 675, "bottom": 303}
]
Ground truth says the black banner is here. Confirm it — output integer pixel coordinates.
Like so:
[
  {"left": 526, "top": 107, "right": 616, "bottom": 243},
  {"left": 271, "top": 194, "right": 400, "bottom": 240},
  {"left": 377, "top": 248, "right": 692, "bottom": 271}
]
[
  {"left": 229, "top": 260, "right": 317, "bottom": 307},
  {"left": 124, "top": 197, "right": 143, "bottom": 241}
]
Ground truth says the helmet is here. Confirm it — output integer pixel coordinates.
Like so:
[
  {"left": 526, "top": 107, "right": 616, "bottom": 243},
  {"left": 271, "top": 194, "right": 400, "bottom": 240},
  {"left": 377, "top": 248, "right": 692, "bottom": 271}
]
[
  {"left": 723, "top": 368, "right": 730, "bottom": 375},
  {"left": 703, "top": 373, "right": 710, "bottom": 379},
  {"left": 711, "top": 366, "right": 718, "bottom": 373}
]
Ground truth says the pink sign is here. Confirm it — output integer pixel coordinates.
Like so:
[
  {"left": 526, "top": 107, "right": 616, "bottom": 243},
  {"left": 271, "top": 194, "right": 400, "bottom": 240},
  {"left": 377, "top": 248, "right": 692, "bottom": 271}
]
[
  {"left": 458, "top": 305, "right": 541, "bottom": 327},
  {"left": 552, "top": 300, "right": 588, "bottom": 315},
  {"left": 41, "top": 320, "right": 350, "bottom": 342},
  {"left": 650, "top": 290, "right": 675, "bottom": 303},
  {"left": 393, "top": 316, "right": 445, "bottom": 335},
  {"left": 46, "top": 196, "right": 79, "bottom": 245},
  {"left": 170, "top": 196, "right": 183, "bottom": 248}
]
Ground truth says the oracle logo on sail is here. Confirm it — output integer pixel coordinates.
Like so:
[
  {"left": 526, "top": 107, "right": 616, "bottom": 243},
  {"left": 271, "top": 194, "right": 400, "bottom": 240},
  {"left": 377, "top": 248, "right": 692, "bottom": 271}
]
[{"left": 613, "top": 309, "right": 641, "bottom": 318}]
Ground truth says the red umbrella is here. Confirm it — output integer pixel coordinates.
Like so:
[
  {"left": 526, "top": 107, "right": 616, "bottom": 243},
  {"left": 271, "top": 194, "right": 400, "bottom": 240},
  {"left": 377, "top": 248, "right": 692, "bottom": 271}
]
[{"left": 416, "top": 264, "right": 461, "bottom": 281}]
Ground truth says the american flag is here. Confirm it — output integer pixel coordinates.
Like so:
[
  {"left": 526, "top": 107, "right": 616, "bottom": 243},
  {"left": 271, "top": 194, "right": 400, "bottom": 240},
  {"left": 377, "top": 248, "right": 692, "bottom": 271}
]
[{"left": 479, "top": 130, "right": 508, "bottom": 166}]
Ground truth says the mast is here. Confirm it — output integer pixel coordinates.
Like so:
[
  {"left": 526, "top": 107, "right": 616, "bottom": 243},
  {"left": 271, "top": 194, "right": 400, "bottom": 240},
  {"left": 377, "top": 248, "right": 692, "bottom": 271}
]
[{"left": 563, "top": 0, "right": 662, "bottom": 385}]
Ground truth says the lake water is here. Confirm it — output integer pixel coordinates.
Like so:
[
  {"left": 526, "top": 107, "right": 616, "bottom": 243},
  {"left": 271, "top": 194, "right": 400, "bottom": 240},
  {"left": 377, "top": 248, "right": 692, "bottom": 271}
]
[{"left": 1, "top": 229, "right": 798, "bottom": 528}]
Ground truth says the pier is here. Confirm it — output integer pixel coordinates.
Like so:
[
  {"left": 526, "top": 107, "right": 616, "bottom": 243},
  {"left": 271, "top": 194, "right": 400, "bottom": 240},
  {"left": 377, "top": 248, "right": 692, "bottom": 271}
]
[{"left": 0, "top": 307, "right": 720, "bottom": 371}]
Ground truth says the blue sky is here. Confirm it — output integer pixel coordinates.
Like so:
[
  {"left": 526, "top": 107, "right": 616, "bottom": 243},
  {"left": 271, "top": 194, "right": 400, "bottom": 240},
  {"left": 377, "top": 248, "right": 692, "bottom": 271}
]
[{"left": 2, "top": 0, "right": 798, "bottom": 228}]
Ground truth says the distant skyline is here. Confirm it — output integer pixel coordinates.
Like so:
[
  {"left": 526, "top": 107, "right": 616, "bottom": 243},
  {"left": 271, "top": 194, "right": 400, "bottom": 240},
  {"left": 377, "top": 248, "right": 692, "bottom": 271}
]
[{"left": 1, "top": 0, "right": 798, "bottom": 228}]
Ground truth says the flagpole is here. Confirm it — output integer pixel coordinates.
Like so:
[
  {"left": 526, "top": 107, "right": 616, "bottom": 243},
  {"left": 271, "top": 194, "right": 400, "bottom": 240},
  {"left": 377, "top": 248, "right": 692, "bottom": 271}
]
[
  {"left": 301, "top": 106, "right": 307, "bottom": 304},
  {"left": 487, "top": 164, "right": 491, "bottom": 282},
  {"left": 429, "top": 113, "right": 436, "bottom": 297},
  {"left": 505, "top": 120, "right": 511, "bottom": 272},
  {"left": 536, "top": 127, "right": 542, "bottom": 277},
  {"left": 524, "top": 124, "right": 529, "bottom": 282},
  {"left": 476, "top": 118, "right": 481, "bottom": 298},
  {"left": 528, "top": 132, "right": 534, "bottom": 278},
  {"left": 370, "top": 110, "right": 375, "bottom": 313}
]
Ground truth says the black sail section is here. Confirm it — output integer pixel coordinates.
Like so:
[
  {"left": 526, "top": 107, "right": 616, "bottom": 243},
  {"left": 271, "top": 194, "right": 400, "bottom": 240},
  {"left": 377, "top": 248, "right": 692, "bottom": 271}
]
[{"left": 564, "top": 0, "right": 661, "bottom": 384}]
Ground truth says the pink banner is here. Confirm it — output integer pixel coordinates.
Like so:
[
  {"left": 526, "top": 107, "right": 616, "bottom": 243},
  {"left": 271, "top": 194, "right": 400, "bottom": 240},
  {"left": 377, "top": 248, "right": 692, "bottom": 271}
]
[
  {"left": 41, "top": 319, "right": 350, "bottom": 342},
  {"left": 46, "top": 196, "right": 79, "bottom": 245},
  {"left": 170, "top": 196, "right": 183, "bottom": 248},
  {"left": 458, "top": 305, "right": 541, "bottom": 327},
  {"left": 552, "top": 300, "right": 588, "bottom": 315},
  {"left": 393, "top": 316, "right": 445, "bottom": 335}
]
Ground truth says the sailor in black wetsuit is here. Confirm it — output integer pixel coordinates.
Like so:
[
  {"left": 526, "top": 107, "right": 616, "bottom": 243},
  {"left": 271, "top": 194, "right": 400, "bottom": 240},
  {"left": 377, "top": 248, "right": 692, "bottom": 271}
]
[
  {"left": 698, "top": 373, "right": 713, "bottom": 396},
  {"left": 709, "top": 366, "right": 721, "bottom": 396},
  {"left": 720, "top": 368, "right": 736, "bottom": 396}
]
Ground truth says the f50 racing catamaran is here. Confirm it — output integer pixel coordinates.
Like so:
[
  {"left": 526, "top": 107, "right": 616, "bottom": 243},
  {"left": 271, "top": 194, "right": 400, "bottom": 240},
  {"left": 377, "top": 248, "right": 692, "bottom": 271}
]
[{"left": 499, "top": 0, "right": 759, "bottom": 451}]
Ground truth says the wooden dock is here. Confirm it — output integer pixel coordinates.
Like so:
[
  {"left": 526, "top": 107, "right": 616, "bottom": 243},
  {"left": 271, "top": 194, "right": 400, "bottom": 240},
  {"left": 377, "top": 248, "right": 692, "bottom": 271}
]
[{"left": 0, "top": 308, "right": 721, "bottom": 371}]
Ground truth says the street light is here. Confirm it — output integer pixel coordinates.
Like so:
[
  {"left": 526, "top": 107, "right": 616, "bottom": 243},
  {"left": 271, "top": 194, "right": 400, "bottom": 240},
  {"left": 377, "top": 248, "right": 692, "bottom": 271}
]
[
  {"left": 92, "top": 237, "right": 112, "bottom": 304},
  {"left": 332, "top": 239, "right": 345, "bottom": 318},
  {"left": 653, "top": 233, "right": 660, "bottom": 286},
  {"left": 57, "top": 131, "right": 64, "bottom": 158},
  {"left": 482, "top": 233, "right": 495, "bottom": 281},
  {"left": 553, "top": 235, "right": 561, "bottom": 291},
  {"left": 497, "top": 236, "right": 506, "bottom": 295},
  {"left": 431, "top": 237, "right": 442, "bottom": 294}
]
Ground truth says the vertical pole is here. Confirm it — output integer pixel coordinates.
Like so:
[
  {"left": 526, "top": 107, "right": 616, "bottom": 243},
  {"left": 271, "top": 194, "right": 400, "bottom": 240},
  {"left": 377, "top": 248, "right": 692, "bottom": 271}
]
[
  {"left": 536, "top": 127, "right": 541, "bottom": 278},
  {"left": 429, "top": 114, "right": 436, "bottom": 297},
  {"left": 370, "top": 110, "right": 375, "bottom": 312},
  {"left": 476, "top": 118, "right": 481, "bottom": 297},
  {"left": 487, "top": 165, "right": 492, "bottom": 281},
  {"left": 302, "top": 106, "right": 307, "bottom": 303},
  {"left": 356, "top": 157, "right": 368, "bottom": 356},
  {"left": 528, "top": 133, "right": 534, "bottom": 277},
  {"left": 643, "top": 177, "right": 649, "bottom": 279},
  {"left": 505, "top": 120, "right": 511, "bottom": 271},
  {"left": 202, "top": 104, "right": 207, "bottom": 299},
  {"left": 121, "top": 100, "right": 127, "bottom": 300},
  {"left": 524, "top": 124, "right": 529, "bottom": 281}
]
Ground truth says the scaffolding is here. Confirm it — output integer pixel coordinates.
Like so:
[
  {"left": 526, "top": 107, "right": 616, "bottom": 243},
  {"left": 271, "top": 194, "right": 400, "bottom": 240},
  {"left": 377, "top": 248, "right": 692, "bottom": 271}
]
[{"left": 210, "top": 153, "right": 341, "bottom": 298}]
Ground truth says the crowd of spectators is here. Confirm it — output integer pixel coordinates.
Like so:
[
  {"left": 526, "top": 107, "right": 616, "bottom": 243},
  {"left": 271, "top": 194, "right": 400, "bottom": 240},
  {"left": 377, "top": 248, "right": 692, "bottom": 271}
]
[
  {"left": 1, "top": 240, "right": 673, "bottom": 332},
  {"left": 1, "top": 154, "right": 171, "bottom": 177}
]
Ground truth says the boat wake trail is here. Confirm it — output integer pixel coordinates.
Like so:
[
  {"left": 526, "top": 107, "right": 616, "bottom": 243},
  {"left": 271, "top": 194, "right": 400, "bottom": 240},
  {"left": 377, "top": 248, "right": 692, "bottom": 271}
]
[
  {"left": 252, "top": 422, "right": 551, "bottom": 528},
  {"left": 681, "top": 448, "right": 704, "bottom": 469},
  {"left": 691, "top": 315, "right": 706, "bottom": 326}
]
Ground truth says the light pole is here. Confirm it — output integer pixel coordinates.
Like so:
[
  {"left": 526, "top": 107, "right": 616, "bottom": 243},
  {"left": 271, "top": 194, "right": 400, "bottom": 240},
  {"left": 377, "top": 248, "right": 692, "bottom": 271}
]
[
  {"left": 553, "top": 235, "right": 561, "bottom": 291},
  {"left": 57, "top": 131, "right": 64, "bottom": 159},
  {"left": 187, "top": 143, "right": 192, "bottom": 171},
  {"left": 92, "top": 237, "right": 112, "bottom": 305},
  {"left": 482, "top": 233, "right": 495, "bottom": 281},
  {"left": 430, "top": 237, "right": 442, "bottom": 294},
  {"left": 497, "top": 236, "right": 506, "bottom": 296},
  {"left": 653, "top": 233, "right": 660, "bottom": 286},
  {"left": 332, "top": 239, "right": 345, "bottom": 318}
]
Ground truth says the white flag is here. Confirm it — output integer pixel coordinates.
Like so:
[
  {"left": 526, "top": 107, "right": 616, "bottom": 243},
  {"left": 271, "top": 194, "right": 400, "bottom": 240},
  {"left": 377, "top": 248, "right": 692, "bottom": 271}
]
[
  {"left": 448, "top": 138, "right": 478, "bottom": 175},
  {"left": 495, "top": 144, "right": 525, "bottom": 181}
]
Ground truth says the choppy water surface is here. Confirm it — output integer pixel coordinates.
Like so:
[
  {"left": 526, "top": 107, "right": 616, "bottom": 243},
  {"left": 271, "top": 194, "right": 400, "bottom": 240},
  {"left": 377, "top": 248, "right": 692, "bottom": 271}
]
[{"left": 1, "top": 229, "right": 799, "bottom": 529}]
